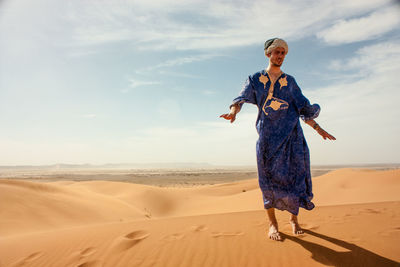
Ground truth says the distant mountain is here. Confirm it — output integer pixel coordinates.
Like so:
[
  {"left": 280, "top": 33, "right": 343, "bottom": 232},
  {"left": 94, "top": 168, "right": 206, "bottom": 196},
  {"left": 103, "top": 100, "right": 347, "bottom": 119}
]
[
  {"left": 0, "top": 162, "right": 398, "bottom": 171},
  {"left": 0, "top": 162, "right": 216, "bottom": 170}
]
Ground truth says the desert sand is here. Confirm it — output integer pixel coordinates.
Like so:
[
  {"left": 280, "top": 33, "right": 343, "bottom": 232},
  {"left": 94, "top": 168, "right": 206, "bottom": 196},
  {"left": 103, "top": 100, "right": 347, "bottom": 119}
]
[{"left": 0, "top": 168, "right": 399, "bottom": 266}]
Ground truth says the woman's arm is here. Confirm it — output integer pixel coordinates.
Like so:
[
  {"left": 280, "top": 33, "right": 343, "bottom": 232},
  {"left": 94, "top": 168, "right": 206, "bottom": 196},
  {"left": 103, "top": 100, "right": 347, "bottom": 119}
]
[{"left": 305, "top": 119, "right": 336, "bottom": 140}]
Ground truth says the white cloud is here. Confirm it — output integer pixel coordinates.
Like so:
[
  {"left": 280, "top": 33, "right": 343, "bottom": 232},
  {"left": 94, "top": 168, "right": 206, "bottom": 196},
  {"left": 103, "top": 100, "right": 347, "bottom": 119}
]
[
  {"left": 317, "top": 7, "right": 400, "bottom": 44},
  {"left": 304, "top": 40, "right": 400, "bottom": 164},
  {"left": 202, "top": 90, "right": 216, "bottom": 96},
  {"left": 66, "top": 49, "right": 98, "bottom": 58},
  {"left": 1, "top": 0, "right": 394, "bottom": 56},
  {"left": 132, "top": 54, "right": 214, "bottom": 83},
  {"left": 73, "top": 27, "right": 132, "bottom": 46},
  {"left": 156, "top": 71, "right": 202, "bottom": 79},
  {"left": 135, "top": 54, "right": 220, "bottom": 75},
  {"left": 150, "top": 54, "right": 218, "bottom": 70},
  {"left": 345, "top": 42, "right": 400, "bottom": 73},
  {"left": 129, "top": 79, "right": 160, "bottom": 88},
  {"left": 57, "top": 0, "right": 393, "bottom": 50},
  {"left": 327, "top": 41, "right": 400, "bottom": 76},
  {"left": 82, "top": 114, "right": 96, "bottom": 119}
]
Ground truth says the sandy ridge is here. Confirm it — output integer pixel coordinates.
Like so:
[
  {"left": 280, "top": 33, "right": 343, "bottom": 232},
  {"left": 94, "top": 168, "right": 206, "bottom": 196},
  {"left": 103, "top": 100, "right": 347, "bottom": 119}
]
[{"left": 0, "top": 168, "right": 399, "bottom": 266}]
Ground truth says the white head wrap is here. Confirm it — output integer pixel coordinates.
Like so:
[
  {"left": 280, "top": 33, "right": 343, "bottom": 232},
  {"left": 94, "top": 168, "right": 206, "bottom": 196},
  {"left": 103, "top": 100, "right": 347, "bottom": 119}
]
[{"left": 265, "top": 38, "right": 288, "bottom": 55}]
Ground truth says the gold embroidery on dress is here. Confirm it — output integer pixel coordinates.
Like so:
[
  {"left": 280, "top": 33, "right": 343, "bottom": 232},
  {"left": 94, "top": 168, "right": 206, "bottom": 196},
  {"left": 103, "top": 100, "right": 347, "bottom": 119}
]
[
  {"left": 259, "top": 74, "right": 269, "bottom": 89},
  {"left": 278, "top": 76, "right": 287, "bottom": 89},
  {"left": 262, "top": 74, "right": 288, "bottom": 116},
  {"left": 269, "top": 98, "right": 288, "bottom": 111}
]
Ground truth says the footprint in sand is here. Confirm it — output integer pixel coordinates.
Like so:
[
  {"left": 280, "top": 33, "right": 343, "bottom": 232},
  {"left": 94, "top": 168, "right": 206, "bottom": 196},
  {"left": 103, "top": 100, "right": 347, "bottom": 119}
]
[
  {"left": 211, "top": 231, "right": 244, "bottom": 238},
  {"left": 77, "top": 260, "right": 102, "bottom": 267},
  {"left": 190, "top": 225, "right": 208, "bottom": 232},
  {"left": 65, "top": 247, "right": 98, "bottom": 267},
  {"left": 162, "top": 233, "right": 185, "bottom": 241},
  {"left": 360, "top": 208, "right": 381, "bottom": 214},
  {"left": 111, "top": 230, "right": 150, "bottom": 252},
  {"left": 11, "top": 252, "right": 44, "bottom": 267},
  {"left": 79, "top": 247, "right": 97, "bottom": 257},
  {"left": 125, "top": 231, "right": 150, "bottom": 240}
]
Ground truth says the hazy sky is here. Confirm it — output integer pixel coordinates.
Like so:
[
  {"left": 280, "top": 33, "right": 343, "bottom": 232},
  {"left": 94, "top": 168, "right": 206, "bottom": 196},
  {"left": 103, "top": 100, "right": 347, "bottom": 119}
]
[{"left": 0, "top": 0, "right": 399, "bottom": 166}]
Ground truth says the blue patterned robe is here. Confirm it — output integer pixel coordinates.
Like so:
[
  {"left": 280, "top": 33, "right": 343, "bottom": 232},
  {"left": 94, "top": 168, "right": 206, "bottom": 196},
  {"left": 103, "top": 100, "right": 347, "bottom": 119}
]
[{"left": 232, "top": 69, "right": 320, "bottom": 215}]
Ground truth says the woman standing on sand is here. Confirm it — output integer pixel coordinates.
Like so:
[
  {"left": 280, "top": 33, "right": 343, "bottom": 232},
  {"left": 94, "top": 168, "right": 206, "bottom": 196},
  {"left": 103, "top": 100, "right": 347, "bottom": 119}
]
[{"left": 220, "top": 38, "right": 336, "bottom": 241}]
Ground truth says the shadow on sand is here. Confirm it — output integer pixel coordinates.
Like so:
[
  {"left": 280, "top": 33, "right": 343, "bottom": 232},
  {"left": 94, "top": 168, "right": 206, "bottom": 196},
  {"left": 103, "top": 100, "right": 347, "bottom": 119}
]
[{"left": 281, "top": 229, "right": 399, "bottom": 267}]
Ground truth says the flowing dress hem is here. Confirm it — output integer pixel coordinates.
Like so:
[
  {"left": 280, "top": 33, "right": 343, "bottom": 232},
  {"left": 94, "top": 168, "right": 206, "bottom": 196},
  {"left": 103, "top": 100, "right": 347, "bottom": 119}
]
[{"left": 262, "top": 194, "right": 315, "bottom": 216}]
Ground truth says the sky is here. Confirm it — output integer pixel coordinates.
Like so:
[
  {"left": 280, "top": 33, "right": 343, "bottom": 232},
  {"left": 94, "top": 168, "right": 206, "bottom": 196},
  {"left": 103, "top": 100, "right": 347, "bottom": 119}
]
[{"left": 0, "top": 0, "right": 399, "bottom": 166}]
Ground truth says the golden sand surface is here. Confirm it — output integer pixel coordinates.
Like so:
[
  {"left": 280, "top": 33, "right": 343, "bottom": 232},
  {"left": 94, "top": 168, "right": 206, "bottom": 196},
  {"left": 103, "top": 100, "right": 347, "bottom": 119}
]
[{"left": 0, "top": 167, "right": 399, "bottom": 266}]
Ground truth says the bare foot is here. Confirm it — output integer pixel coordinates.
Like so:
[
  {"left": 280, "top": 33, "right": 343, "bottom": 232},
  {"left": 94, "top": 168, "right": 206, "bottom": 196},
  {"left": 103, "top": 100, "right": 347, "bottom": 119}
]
[
  {"left": 290, "top": 220, "right": 304, "bottom": 235},
  {"left": 268, "top": 223, "right": 282, "bottom": 241}
]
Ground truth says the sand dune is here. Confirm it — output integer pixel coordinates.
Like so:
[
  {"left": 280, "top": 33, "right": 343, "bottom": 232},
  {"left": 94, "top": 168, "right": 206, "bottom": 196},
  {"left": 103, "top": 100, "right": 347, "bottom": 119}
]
[
  {"left": 0, "top": 168, "right": 399, "bottom": 266},
  {"left": 313, "top": 168, "right": 400, "bottom": 205}
]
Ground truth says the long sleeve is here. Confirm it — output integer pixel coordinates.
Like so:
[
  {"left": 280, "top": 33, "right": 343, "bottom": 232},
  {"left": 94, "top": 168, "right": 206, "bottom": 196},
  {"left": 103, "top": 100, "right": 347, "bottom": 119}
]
[
  {"left": 230, "top": 76, "right": 257, "bottom": 109},
  {"left": 289, "top": 77, "right": 320, "bottom": 121}
]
